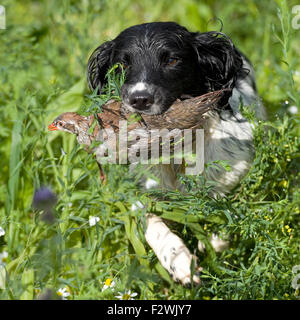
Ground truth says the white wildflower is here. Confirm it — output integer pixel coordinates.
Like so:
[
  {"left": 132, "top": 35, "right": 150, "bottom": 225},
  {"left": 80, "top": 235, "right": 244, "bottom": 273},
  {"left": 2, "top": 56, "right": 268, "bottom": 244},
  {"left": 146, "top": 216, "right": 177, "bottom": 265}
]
[
  {"left": 131, "top": 201, "right": 144, "bottom": 211},
  {"left": 89, "top": 216, "right": 100, "bottom": 226},
  {"left": 0, "top": 251, "right": 8, "bottom": 265},
  {"left": 57, "top": 287, "right": 71, "bottom": 300},
  {"left": 115, "top": 290, "right": 138, "bottom": 300},
  {"left": 288, "top": 105, "right": 298, "bottom": 115},
  {"left": 0, "top": 227, "right": 5, "bottom": 237}
]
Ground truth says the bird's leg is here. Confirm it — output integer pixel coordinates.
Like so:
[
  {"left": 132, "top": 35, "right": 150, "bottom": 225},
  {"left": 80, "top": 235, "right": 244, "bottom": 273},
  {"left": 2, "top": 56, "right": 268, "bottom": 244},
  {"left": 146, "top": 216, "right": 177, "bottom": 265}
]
[{"left": 97, "top": 162, "right": 106, "bottom": 183}]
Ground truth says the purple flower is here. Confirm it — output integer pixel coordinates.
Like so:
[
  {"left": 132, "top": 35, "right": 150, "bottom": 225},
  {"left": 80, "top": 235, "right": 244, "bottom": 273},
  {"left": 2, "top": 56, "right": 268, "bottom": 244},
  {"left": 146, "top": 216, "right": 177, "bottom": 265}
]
[
  {"left": 32, "top": 187, "right": 57, "bottom": 224},
  {"left": 33, "top": 187, "right": 57, "bottom": 211}
]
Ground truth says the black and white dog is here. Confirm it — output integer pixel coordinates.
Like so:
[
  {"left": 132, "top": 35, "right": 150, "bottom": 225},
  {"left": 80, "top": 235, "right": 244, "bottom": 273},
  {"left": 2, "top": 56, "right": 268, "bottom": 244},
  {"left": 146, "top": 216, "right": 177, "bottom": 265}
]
[{"left": 87, "top": 22, "right": 266, "bottom": 285}]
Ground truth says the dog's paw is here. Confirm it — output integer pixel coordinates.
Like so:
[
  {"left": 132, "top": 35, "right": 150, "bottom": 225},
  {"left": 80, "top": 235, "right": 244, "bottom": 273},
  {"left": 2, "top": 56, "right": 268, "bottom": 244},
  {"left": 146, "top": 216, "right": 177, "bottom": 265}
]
[
  {"left": 169, "top": 252, "right": 202, "bottom": 286},
  {"left": 198, "top": 233, "right": 229, "bottom": 253},
  {"left": 145, "top": 214, "right": 201, "bottom": 286}
]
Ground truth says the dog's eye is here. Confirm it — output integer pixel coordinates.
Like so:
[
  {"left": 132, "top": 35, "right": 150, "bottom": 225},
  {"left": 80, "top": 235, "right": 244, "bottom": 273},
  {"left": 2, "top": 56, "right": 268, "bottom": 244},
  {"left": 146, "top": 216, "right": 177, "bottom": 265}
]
[{"left": 167, "top": 57, "right": 178, "bottom": 66}]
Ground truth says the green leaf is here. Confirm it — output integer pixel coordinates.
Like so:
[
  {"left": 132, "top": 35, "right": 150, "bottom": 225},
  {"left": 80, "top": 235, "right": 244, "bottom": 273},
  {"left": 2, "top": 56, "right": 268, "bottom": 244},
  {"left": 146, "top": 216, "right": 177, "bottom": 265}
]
[
  {"left": 224, "top": 210, "right": 234, "bottom": 225},
  {"left": 20, "top": 269, "right": 34, "bottom": 300},
  {"left": 154, "top": 262, "right": 173, "bottom": 285},
  {"left": 7, "top": 112, "right": 24, "bottom": 215},
  {"left": 114, "top": 201, "right": 149, "bottom": 267}
]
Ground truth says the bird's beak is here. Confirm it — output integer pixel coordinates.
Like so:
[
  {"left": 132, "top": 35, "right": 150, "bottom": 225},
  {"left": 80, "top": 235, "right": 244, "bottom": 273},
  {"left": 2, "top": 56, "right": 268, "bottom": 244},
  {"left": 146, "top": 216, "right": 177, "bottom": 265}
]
[{"left": 48, "top": 123, "right": 58, "bottom": 131}]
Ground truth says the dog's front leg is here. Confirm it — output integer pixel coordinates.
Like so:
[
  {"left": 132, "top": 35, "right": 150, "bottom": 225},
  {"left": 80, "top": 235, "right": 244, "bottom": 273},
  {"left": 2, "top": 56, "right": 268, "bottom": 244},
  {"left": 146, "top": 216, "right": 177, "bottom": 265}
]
[{"left": 145, "top": 214, "right": 200, "bottom": 285}]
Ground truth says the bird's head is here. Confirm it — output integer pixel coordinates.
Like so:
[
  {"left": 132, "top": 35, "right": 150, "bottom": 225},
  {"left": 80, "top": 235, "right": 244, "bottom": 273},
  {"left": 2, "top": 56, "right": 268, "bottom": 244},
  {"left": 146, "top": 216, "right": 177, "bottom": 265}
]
[{"left": 48, "top": 112, "right": 89, "bottom": 134}]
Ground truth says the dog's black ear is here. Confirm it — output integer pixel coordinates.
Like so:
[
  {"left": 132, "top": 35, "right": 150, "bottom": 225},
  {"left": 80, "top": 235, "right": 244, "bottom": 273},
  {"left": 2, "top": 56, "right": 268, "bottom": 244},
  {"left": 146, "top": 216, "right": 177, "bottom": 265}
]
[
  {"left": 191, "top": 31, "right": 246, "bottom": 91},
  {"left": 87, "top": 41, "right": 115, "bottom": 92}
]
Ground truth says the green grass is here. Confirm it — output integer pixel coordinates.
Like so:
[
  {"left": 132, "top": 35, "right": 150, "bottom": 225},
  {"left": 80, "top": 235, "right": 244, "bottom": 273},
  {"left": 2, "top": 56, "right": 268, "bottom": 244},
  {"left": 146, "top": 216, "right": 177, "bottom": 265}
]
[{"left": 0, "top": 0, "right": 299, "bottom": 300}]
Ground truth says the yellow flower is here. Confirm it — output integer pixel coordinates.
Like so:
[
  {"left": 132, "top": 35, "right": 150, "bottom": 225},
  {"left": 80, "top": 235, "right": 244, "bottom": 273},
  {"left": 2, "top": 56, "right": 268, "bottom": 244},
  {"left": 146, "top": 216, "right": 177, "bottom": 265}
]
[
  {"left": 49, "top": 77, "right": 56, "bottom": 84},
  {"left": 34, "top": 288, "right": 41, "bottom": 295},
  {"left": 279, "top": 180, "right": 288, "bottom": 188},
  {"left": 102, "top": 278, "right": 116, "bottom": 291}
]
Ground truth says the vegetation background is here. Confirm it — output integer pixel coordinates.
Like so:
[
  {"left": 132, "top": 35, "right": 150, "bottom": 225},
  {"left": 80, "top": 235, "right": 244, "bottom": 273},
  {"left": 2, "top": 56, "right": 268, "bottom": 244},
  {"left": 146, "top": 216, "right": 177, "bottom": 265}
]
[{"left": 0, "top": 0, "right": 299, "bottom": 300}]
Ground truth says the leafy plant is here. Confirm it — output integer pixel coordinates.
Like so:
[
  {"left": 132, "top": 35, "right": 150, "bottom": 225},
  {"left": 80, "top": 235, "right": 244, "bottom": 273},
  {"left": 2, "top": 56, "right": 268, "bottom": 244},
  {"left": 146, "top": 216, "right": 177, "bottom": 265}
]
[{"left": 0, "top": 0, "right": 299, "bottom": 300}]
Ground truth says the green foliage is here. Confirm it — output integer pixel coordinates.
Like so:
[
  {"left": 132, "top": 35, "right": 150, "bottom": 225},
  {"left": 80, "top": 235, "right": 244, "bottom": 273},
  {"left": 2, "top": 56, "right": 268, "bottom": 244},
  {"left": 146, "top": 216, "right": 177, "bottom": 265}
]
[
  {"left": 80, "top": 63, "right": 126, "bottom": 115},
  {"left": 0, "top": 0, "right": 299, "bottom": 300}
]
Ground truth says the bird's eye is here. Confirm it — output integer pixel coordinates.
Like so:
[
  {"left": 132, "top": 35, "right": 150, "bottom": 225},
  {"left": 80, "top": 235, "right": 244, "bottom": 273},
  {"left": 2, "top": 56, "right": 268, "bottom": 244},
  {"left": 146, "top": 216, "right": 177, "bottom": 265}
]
[
  {"left": 167, "top": 57, "right": 178, "bottom": 66},
  {"left": 58, "top": 121, "right": 63, "bottom": 126}
]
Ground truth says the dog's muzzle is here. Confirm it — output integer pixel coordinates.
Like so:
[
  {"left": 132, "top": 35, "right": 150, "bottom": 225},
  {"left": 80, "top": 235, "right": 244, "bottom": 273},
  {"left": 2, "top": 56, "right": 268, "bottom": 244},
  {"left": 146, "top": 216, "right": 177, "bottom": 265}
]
[
  {"left": 121, "top": 82, "right": 165, "bottom": 115},
  {"left": 128, "top": 89, "right": 154, "bottom": 111}
]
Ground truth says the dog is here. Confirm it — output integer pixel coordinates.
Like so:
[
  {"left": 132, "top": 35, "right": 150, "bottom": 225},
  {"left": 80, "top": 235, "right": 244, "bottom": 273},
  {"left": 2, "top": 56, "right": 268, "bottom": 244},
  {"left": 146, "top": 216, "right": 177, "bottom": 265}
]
[{"left": 87, "top": 22, "right": 266, "bottom": 285}]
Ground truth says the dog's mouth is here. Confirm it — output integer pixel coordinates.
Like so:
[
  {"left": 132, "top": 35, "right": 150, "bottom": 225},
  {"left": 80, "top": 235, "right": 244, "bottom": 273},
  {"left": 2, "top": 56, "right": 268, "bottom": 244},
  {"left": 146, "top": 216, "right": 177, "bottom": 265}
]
[
  {"left": 121, "top": 82, "right": 188, "bottom": 115},
  {"left": 123, "top": 94, "right": 193, "bottom": 116},
  {"left": 122, "top": 101, "right": 164, "bottom": 115}
]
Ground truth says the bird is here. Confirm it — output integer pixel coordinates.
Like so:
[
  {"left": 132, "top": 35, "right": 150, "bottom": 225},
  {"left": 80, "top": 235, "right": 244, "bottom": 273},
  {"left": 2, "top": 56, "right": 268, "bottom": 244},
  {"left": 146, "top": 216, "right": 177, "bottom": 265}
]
[
  {"left": 48, "top": 112, "right": 106, "bottom": 182},
  {"left": 48, "top": 90, "right": 228, "bottom": 182}
]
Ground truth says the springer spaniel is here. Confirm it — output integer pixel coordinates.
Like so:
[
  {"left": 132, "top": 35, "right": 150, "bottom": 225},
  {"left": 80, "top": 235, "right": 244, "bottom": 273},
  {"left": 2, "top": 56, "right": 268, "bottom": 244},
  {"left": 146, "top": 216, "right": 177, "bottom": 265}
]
[{"left": 87, "top": 22, "right": 266, "bottom": 285}]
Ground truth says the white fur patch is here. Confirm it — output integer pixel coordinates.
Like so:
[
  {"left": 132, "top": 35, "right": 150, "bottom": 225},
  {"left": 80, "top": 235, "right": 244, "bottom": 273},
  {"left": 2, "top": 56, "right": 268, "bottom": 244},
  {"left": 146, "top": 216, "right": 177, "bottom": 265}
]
[
  {"left": 198, "top": 233, "right": 229, "bottom": 253},
  {"left": 129, "top": 82, "right": 147, "bottom": 93},
  {"left": 145, "top": 214, "right": 200, "bottom": 285},
  {"left": 210, "top": 233, "right": 229, "bottom": 253},
  {"left": 145, "top": 178, "right": 159, "bottom": 189}
]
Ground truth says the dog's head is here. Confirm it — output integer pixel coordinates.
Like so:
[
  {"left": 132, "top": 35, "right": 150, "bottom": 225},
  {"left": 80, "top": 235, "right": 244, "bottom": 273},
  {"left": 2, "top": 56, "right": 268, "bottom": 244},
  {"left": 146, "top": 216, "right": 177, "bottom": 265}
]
[{"left": 87, "top": 22, "right": 246, "bottom": 115}]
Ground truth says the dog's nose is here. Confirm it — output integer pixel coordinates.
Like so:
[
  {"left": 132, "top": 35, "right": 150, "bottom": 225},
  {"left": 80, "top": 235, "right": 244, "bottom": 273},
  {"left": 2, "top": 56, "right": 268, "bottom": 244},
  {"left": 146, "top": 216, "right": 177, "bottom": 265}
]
[{"left": 129, "top": 91, "right": 154, "bottom": 110}]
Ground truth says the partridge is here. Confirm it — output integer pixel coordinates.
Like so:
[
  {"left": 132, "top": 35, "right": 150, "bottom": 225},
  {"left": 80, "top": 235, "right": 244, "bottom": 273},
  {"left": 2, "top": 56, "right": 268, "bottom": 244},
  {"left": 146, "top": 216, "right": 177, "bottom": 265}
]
[
  {"left": 48, "top": 89, "right": 230, "bottom": 180},
  {"left": 48, "top": 111, "right": 106, "bottom": 182}
]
